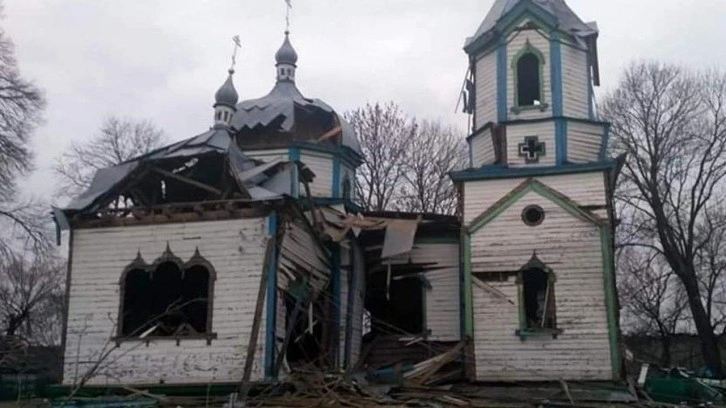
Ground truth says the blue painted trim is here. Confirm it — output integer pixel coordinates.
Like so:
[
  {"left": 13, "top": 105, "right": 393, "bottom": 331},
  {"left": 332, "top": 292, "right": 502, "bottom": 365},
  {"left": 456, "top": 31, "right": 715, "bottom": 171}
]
[
  {"left": 450, "top": 160, "right": 619, "bottom": 182},
  {"left": 264, "top": 212, "right": 278, "bottom": 379},
  {"left": 555, "top": 118, "right": 567, "bottom": 165},
  {"left": 332, "top": 157, "right": 342, "bottom": 198},
  {"left": 600, "top": 123, "right": 611, "bottom": 160},
  {"left": 497, "top": 38, "right": 508, "bottom": 123},
  {"left": 331, "top": 245, "right": 342, "bottom": 367},
  {"left": 550, "top": 31, "right": 563, "bottom": 117},
  {"left": 289, "top": 147, "right": 301, "bottom": 198}
]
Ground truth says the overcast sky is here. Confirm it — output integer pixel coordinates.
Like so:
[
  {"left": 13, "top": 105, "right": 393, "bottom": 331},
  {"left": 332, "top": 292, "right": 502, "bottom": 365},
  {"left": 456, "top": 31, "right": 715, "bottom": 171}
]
[{"left": 5, "top": 0, "right": 726, "bottom": 201}]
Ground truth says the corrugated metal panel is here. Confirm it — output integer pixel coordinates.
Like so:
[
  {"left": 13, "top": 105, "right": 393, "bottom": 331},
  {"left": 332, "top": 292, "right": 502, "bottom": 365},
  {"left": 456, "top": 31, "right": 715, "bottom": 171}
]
[{"left": 63, "top": 218, "right": 269, "bottom": 385}]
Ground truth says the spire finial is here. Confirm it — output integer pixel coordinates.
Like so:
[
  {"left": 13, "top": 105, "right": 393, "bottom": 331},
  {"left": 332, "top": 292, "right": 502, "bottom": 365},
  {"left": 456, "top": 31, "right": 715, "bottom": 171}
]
[
  {"left": 229, "top": 35, "right": 242, "bottom": 74},
  {"left": 284, "top": 0, "right": 292, "bottom": 33}
]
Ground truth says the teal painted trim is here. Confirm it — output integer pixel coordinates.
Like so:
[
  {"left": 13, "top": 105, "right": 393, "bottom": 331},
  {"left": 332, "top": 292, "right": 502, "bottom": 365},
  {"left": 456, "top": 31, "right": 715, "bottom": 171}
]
[
  {"left": 343, "top": 245, "right": 356, "bottom": 369},
  {"left": 450, "top": 160, "right": 619, "bottom": 182},
  {"left": 600, "top": 225, "right": 623, "bottom": 379},
  {"left": 600, "top": 123, "right": 611, "bottom": 160},
  {"left": 497, "top": 39, "right": 508, "bottom": 123},
  {"left": 264, "top": 212, "right": 278, "bottom": 379},
  {"left": 555, "top": 118, "right": 567, "bottom": 165},
  {"left": 332, "top": 157, "right": 342, "bottom": 198},
  {"left": 502, "top": 115, "right": 610, "bottom": 127},
  {"left": 550, "top": 31, "right": 563, "bottom": 117},
  {"left": 289, "top": 147, "right": 301, "bottom": 198},
  {"left": 462, "top": 233, "right": 473, "bottom": 339},
  {"left": 331, "top": 245, "right": 342, "bottom": 367},
  {"left": 511, "top": 41, "right": 547, "bottom": 110},
  {"left": 497, "top": 0, "right": 558, "bottom": 39}
]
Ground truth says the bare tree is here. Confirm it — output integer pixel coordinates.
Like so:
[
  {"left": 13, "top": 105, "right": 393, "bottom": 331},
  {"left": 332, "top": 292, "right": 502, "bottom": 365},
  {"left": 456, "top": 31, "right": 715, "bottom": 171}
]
[
  {"left": 0, "top": 2, "right": 47, "bottom": 255},
  {"left": 344, "top": 102, "right": 414, "bottom": 212},
  {"left": 602, "top": 62, "right": 726, "bottom": 374},
  {"left": 55, "top": 116, "right": 166, "bottom": 200},
  {"left": 618, "top": 245, "right": 688, "bottom": 367},
  {"left": 398, "top": 120, "right": 467, "bottom": 215},
  {"left": 0, "top": 253, "right": 64, "bottom": 345}
]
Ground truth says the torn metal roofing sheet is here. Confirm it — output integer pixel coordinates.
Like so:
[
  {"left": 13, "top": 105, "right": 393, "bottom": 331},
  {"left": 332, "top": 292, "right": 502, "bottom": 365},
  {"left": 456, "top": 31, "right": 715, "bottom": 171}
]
[
  {"left": 465, "top": 0, "right": 597, "bottom": 48},
  {"left": 62, "top": 129, "right": 308, "bottom": 213},
  {"left": 230, "top": 81, "right": 362, "bottom": 155},
  {"left": 65, "top": 161, "right": 138, "bottom": 211}
]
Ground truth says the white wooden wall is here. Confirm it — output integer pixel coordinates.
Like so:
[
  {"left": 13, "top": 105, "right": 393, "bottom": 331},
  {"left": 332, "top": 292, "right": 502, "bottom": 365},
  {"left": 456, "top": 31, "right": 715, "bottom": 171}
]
[
  {"left": 63, "top": 218, "right": 269, "bottom": 386},
  {"left": 506, "top": 121, "right": 556, "bottom": 167},
  {"left": 463, "top": 172, "right": 606, "bottom": 225},
  {"left": 385, "top": 242, "right": 461, "bottom": 341},
  {"left": 301, "top": 151, "right": 333, "bottom": 198},
  {"left": 507, "top": 26, "right": 551, "bottom": 121},
  {"left": 471, "top": 132, "right": 496, "bottom": 168},
  {"left": 475, "top": 51, "right": 498, "bottom": 128},
  {"left": 561, "top": 42, "right": 590, "bottom": 118},
  {"left": 469, "top": 191, "right": 612, "bottom": 380},
  {"left": 567, "top": 121, "right": 605, "bottom": 163}
]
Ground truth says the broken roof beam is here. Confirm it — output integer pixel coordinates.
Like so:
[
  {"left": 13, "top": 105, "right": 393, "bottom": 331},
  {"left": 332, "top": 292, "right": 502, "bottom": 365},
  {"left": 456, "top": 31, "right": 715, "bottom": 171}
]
[{"left": 151, "top": 166, "right": 224, "bottom": 196}]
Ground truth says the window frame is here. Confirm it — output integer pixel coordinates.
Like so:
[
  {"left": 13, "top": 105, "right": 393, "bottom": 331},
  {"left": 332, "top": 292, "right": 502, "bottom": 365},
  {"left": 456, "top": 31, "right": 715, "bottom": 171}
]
[
  {"left": 511, "top": 41, "right": 549, "bottom": 114},
  {"left": 514, "top": 254, "right": 562, "bottom": 340},
  {"left": 116, "top": 246, "right": 217, "bottom": 345}
]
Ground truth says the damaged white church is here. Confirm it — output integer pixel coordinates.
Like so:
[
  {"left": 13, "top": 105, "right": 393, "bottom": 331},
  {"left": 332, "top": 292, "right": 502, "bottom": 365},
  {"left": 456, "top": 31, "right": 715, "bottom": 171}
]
[{"left": 54, "top": 0, "right": 623, "bottom": 389}]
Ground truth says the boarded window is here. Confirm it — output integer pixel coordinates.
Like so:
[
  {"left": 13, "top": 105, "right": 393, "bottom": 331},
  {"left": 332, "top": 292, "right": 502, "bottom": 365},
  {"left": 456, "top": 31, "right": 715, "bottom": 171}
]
[
  {"left": 521, "top": 268, "right": 556, "bottom": 329},
  {"left": 516, "top": 53, "right": 541, "bottom": 106},
  {"left": 119, "top": 252, "right": 214, "bottom": 338}
]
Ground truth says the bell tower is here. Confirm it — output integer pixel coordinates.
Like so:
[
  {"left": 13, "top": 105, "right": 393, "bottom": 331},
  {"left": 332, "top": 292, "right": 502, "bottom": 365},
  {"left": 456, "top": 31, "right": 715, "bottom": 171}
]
[
  {"left": 463, "top": 0, "right": 606, "bottom": 168},
  {"left": 452, "top": 0, "right": 623, "bottom": 383}
]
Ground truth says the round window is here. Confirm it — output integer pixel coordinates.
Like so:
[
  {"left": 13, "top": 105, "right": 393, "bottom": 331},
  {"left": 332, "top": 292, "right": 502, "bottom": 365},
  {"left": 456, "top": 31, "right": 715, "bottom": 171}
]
[{"left": 522, "top": 205, "right": 545, "bottom": 226}]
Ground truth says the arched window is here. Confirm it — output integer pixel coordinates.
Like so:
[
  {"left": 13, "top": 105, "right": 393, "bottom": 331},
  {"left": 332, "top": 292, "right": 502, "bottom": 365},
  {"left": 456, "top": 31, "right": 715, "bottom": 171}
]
[
  {"left": 516, "top": 254, "right": 558, "bottom": 338},
  {"left": 118, "top": 246, "right": 216, "bottom": 339},
  {"left": 512, "top": 42, "right": 546, "bottom": 110}
]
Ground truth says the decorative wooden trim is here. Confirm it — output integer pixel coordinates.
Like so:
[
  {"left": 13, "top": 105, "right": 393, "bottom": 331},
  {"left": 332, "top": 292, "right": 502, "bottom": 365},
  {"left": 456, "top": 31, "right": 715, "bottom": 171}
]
[
  {"left": 511, "top": 40, "right": 547, "bottom": 111},
  {"left": 466, "top": 178, "right": 604, "bottom": 235},
  {"left": 600, "top": 224, "right": 623, "bottom": 380}
]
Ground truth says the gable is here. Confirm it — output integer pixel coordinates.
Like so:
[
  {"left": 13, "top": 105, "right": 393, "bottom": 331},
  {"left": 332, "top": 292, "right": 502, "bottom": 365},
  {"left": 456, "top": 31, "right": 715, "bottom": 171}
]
[{"left": 467, "top": 178, "right": 602, "bottom": 234}]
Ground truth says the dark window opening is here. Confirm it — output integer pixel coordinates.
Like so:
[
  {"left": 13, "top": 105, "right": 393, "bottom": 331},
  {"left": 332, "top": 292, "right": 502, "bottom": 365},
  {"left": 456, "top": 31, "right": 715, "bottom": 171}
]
[
  {"left": 119, "top": 253, "right": 214, "bottom": 338},
  {"left": 517, "top": 53, "right": 541, "bottom": 107},
  {"left": 283, "top": 293, "right": 323, "bottom": 366},
  {"left": 522, "top": 268, "right": 555, "bottom": 330},
  {"left": 365, "top": 271, "right": 426, "bottom": 336}
]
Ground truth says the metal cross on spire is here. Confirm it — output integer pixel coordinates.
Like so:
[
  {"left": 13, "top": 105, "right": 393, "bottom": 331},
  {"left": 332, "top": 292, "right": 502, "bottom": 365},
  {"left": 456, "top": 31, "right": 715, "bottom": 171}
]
[
  {"left": 229, "top": 35, "right": 241, "bottom": 73},
  {"left": 285, "top": 0, "right": 292, "bottom": 33}
]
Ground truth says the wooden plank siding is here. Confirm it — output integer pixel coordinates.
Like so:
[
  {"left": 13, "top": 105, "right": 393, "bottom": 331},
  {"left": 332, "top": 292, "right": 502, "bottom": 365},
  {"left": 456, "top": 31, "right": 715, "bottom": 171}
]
[
  {"left": 62, "top": 218, "right": 270, "bottom": 386},
  {"left": 561, "top": 42, "right": 590, "bottom": 118},
  {"left": 384, "top": 243, "right": 461, "bottom": 341},
  {"left": 567, "top": 121, "right": 605, "bottom": 163},
  {"left": 506, "top": 121, "right": 556, "bottom": 167},
  {"left": 469, "top": 191, "right": 613, "bottom": 381},
  {"left": 244, "top": 149, "right": 289, "bottom": 162},
  {"left": 507, "top": 27, "right": 551, "bottom": 121},
  {"left": 463, "top": 171, "right": 607, "bottom": 225},
  {"left": 475, "top": 51, "right": 498, "bottom": 129},
  {"left": 301, "top": 152, "right": 333, "bottom": 198},
  {"left": 471, "top": 132, "right": 496, "bottom": 168},
  {"left": 338, "top": 243, "right": 365, "bottom": 368}
]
